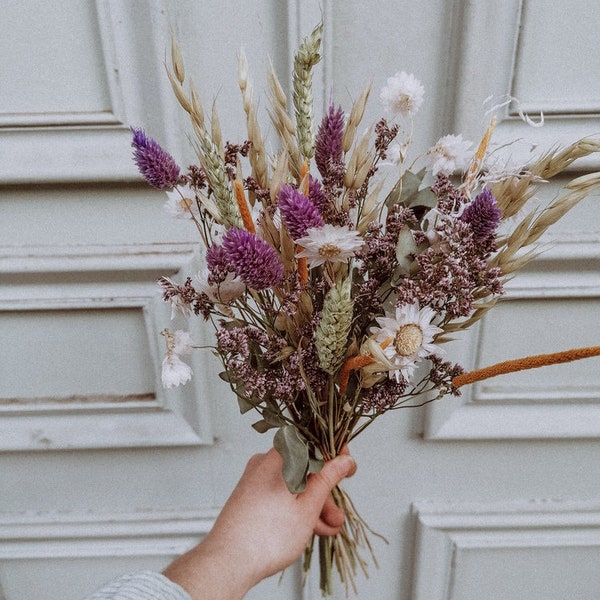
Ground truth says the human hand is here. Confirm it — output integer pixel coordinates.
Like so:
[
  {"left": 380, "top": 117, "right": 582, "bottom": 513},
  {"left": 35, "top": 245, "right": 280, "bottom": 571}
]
[{"left": 163, "top": 447, "right": 356, "bottom": 600}]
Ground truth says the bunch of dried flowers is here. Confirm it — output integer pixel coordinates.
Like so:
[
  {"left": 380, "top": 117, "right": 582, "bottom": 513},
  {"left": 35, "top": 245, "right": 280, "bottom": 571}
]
[{"left": 132, "top": 23, "right": 600, "bottom": 595}]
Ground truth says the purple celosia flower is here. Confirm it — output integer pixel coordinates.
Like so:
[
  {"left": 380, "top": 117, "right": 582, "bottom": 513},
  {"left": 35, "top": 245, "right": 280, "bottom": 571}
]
[
  {"left": 460, "top": 188, "right": 501, "bottom": 241},
  {"left": 308, "top": 175, "right": 326, "bottom": 211},
  {"left": 222, "top": 228, "right": 284, "bottom": 291},
  {"left": 206, "top": 243, "right": 234, "bottom": 284},
  {"left": 315, "top": 103, "right": 345, "bottom": 179},
  {"left": 131, "top": 127, "right": 180, "bottom": 190},
  {"left": 278, "top": 184, "right": 324, "bottom": 240}
]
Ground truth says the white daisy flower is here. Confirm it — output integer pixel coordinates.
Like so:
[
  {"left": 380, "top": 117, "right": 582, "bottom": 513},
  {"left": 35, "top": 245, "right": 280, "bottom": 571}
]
[
  {"left": 380, "top": 71, "right": 425, "bottom": 117},
  {"left": 160, "top": 329, "right": 194, "bottom": 388},
  {"left": 370, "top": 303, "right": 444, "bottom": 381},
  {"left": 164, "top": 184, "right": 198, "bottom": 219},
  {"left": 295, "top": 224, "right": 364, "bottom": 268},
  {"left": 425, "top": 134, "right": 473, "bottom": 176}
]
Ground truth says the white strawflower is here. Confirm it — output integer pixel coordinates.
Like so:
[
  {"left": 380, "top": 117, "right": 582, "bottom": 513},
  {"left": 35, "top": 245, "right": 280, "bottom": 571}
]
[
  {"left": 382, "top": 141, "right": 405, "bottom": 165},
  {"left": 171, "top": 329, "right": 194, "bottom": 355},
  {"left": 161, "top": 354, "right": 193, "bottom": 388},
  {"left": 197, "top": 270, "right": 246, "bottom": 303},
  {"left": 164, "top": 184, "right": 198, "bottom": 219},
  {"left": 380, "top": 71, "right": 424, "bottom": 117},
  {"left": 370, "top": 303, "right": 444, "bottom": 381},
  {"left": 295, "top": 224, "right": 364, "bottom": 268},
  {"left": 160, "top": 329, "right": 194, "bottom": 388},
  {"left": 425, "top": 134, "right": 473, "bottom": 176}
]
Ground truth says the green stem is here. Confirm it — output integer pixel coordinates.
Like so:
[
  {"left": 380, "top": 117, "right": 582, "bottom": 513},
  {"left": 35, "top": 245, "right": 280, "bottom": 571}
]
[
  {"left": 319, "top": 535, "right": 333, "bottom": 596},
  {"left": 328, "top": 376, "right": 336, "bottom": 457}
]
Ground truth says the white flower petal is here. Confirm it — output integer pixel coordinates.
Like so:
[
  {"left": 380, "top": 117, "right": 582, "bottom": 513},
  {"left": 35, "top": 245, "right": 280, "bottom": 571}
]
[
  {"left": 168, "top": 295, "right": 192, "bottom": 320},
  {"left": 380, "top": 71, "right": 425, "bottom": 117},
  {"left": 161, "top": 355, "right": 193, "bottom": 388},
  {"left": 164, "top": 185, "right": 198, "bottom": 219},
  {"left": 172, "top": 330, "right": 194, "bottom": 355},
  {"left": 295, "top": 224, "right": 363, "bottom": 268},
  {"left": 369, "top": 302, "right": 444, "bottom": 382},
  {"left": 197, "top": 270, "right": 246, "bottom": 303},
  {"left": 425, "top": 134, "right": 473, "bottom": 176}
]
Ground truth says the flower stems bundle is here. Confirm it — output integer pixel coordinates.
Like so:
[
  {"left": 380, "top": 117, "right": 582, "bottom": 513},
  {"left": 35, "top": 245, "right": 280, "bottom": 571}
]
[{"left": 132, "top": 23, "right": 600, "bottom": 595}]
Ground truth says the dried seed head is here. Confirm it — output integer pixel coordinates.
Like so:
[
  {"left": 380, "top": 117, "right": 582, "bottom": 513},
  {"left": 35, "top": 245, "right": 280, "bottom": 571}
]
[
  {"left": 315, "top": 277, "right": 354, "bottom": 373},
  {"left": 170, "top": 35, "right": 185, "bottom": 84},
  {"left": 292, "top": 22, "right": 323, "bottom": 160},
  {"left": 342, "top": 83, "right": 371, "bottom": 152}
]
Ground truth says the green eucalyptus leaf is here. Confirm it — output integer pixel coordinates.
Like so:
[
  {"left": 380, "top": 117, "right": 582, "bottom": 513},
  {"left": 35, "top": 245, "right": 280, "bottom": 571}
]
[
  {"left": 250, "top": 405, "right": 286, "bottom": 432},
  {"left": 398, "top": 169, "right": 422, "bottom": 202},
  {"left": 252, "top": 419, "right": 274, "bottom": 433},
  {"left": 237, "top": 394, "right": 255, "bottom": 414},
  {"left": 273, "top": 426, "right": 309, "bottom": 493},
  {"left": 218, "top": 370, "right": 238, "bottom": 384},
  {"left": 395, "top": 226, "right": 417, "bottom": 273},
  {"left": 408, "top": 187, "right": 437, "bottom": 210},
  {"left": 263, "top": 407, "right": 285, "bottom": 427},
  {"left": 398, "top": 169, "right": 437, "bottom": 211},
  {"left": 384, "top": 169, "right": 437, "bottom": 212},
  {"left": 383, "top": 178, "right": 403, "bottom": 211}
]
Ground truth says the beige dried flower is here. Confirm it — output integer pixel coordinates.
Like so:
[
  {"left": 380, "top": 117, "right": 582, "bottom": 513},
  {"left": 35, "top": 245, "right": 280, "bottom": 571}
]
[
  {"left": 238, "top": 51, "right": 268, "bottom": 191},
  {"left": 189, "top": 80, "right": 206, "bottom": 131},
  {"left": 170, "top": 35, "right": 185, "bottom": 84},
  {"left": 342, "top": 83, "right": 371, "bottom": 153},
  {"left": 268, "top": 65, "right": 302, "bottom": 178},
  {"left": 344, "top": 128, "right": 374, "bottom": 191}
]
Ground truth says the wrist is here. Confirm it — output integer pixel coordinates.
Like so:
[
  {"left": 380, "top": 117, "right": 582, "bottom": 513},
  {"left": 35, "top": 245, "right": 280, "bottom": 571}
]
[{"left": 163, "top": 533, "right": 258, "bottom": 600}]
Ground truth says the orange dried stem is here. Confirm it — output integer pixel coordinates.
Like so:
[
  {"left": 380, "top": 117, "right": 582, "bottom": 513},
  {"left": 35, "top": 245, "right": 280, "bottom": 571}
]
[
  {"left": 297, "top": 253, "right": 308, "bottom": 286},
  {"left": 234, "top": 179, "right": 255, "bottom": 234},
  {"left": 453, "top": 345, "right": 600, "bottom": 389},
  {"left": 339, "top": 354, "right": 375, "bottom": 396},
  {"left": 300, "top": 160, "right": 310, "bottom": 195}
]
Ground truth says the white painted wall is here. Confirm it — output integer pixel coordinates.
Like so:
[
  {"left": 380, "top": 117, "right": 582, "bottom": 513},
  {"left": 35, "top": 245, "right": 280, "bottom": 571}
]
[{"left": 1, "top": 1, "right": 599, "bottom": 599}]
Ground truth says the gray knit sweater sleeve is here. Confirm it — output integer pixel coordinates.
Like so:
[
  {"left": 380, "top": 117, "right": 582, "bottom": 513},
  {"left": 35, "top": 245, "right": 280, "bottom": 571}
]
[{"left": 83, "top": 571, "right": 191, "bottom": 600}]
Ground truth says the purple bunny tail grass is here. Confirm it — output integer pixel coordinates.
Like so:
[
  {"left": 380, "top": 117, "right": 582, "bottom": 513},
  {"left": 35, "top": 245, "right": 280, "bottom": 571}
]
[
  {"left": 460, "top": 188, "right": 501, "bottom": 241},
  {"left": 222, "top": 228, "right": 284, "bottom": 291},
  {"left": 315, "top": 103, "right": 345, "bottom": 179},
  {"left": 131, "top": 127, "right": 180, "bottom": 190},
  {"left": 278, "top": 183, "right": 325, "bottom": 240}
]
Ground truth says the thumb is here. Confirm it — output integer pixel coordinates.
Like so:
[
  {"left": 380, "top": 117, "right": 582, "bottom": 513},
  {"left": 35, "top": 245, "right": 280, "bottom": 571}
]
[{"left": 301, "top": 454, "right": 356, "bottom": 507}]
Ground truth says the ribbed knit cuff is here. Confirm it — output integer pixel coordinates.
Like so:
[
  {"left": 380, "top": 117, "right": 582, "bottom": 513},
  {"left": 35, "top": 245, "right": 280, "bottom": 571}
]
[{"left": 83, "top": 571, "right": 191, "bottom": 600}]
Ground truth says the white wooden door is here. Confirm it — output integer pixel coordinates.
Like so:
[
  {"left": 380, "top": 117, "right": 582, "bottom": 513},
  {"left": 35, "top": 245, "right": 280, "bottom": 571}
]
[{"left": 1, "top": 1, "right": 599, "bottom": 599}]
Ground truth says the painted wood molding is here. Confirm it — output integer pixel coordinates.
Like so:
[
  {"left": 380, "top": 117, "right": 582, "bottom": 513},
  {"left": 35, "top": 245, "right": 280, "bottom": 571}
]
[{"left": 412, "top": 500, "right": 600, "bottom": 600}]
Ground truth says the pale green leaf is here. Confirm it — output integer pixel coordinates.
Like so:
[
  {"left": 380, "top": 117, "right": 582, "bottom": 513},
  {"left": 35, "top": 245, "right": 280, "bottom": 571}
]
[
  {"left": 395, "top": 226, "right": 417, "bottom": 273},
  {"left": 273, "top": 426, "right": 309, "bottom": 493}
]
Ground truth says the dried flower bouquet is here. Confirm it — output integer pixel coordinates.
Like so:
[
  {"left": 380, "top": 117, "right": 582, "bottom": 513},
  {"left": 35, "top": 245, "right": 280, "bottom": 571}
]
[{"left": 132, "top": 23, "right": 600, "bottom": 595}]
